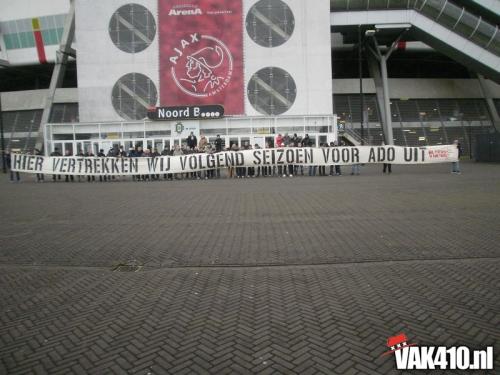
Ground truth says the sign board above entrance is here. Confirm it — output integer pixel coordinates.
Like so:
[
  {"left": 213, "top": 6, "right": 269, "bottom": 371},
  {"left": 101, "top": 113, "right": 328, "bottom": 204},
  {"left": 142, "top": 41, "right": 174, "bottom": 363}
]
[{"left": 147, "top": 105, "right": 224, "bottom": 121}]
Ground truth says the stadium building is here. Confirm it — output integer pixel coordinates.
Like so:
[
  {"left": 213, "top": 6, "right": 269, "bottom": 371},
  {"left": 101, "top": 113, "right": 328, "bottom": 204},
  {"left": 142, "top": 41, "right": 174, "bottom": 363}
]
[{"left": 0, "top": 0, "right": 499, "bottom": 157}]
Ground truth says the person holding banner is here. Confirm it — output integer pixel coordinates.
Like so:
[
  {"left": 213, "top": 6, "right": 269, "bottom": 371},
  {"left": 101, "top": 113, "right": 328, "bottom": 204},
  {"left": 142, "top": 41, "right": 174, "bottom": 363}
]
[
  {"left": 329, "top": 142, "right": 336, "bottom": 176},
  {"left": 205, "top": 144, "right": 216, "bottom": 179},
  {"left": 265, "top": 141, "right": 274, "bottom": 177},
  {"left": 303, "top": 134, "right": 312, "bottom": 148},
  {"left": 276, "top": 134, "right": 283, "bottom": 148},
  {"left": 97, "top": 149, "right": 107, "bottom": 182},
  {"left": 229, "top": 144, "right": 237, "bottom": 178},
  {"left": 319, "top": 143, "right": 327, "bottom": 176},
  {"left": 351, "top": 164, "right": 360, "bottom": 175},
  {"left": 34, "top": 148, "right": 44, "bottom": 182},
  {"left": 152, "top": 148, "right": 161, "bottom": 181},
  {"left": 64, "top": 149, "right": 74, "bottom": 183},
  {"left": 76, "top": 150, "right": 85, "bottom": 182},
  {"left": 85, "top": 150, "right": 96, "bottom": 182},
  {"left": 143, "top": 148, "right": 153, "bottom": 181},
  {"left": 161, "top": 147, "right": 173, "bottom": 181},
  {"left": 9, "top": 144, "right": 460, "bottom": 181},
  {"left": 452, "top": 140, "right": 462, "bottom": 174},
  {"left": 172, "top": 145, "right": 184, "bottom": 180},
  {"left": 254, "top": 143, "right": 262, "bottom": 177},
  {"left": 332, "top": 141, "right": 342, "bottom": 176},
  {"left": 50, "top": 148, "right": 62, "bottom": 181},
  {"left": 198, "top": 136, "right": 208, "bottom": 151},
  {"left": 5, "top": 149, "right": 20, "bottom": 183},
  {"left": 381, "top": 142, "right": 392, "bottom": 174},
  {"left": 350, "top": 144, "right": 361, "bottom": 175},
  {"left": 294, "top": 140, "right": 304, "bottom": 176},
  {"left": 247, "top": 144, "right": 255, "bottom": 178}
]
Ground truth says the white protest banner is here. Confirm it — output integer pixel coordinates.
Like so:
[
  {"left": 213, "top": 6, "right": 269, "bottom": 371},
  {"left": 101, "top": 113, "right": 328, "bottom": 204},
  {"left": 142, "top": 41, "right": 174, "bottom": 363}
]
[{"left": 11, "top": 145, "right": 458, "bottom": 176}]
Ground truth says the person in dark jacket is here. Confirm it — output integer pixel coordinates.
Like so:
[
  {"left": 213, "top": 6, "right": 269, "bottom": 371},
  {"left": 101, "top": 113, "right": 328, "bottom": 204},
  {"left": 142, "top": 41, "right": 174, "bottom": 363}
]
[
  {"left": 152, "top": 148, "right": 160, "bottom": 180},
  {"left": 128, "top": 147, "right": 140, "bottom": 182},
  {"left": 318, "top": 143, "right": 327, "bottom": 176},
  {"left": 97, "top": 149, "right": 107, "bottom": 182},
  {"left": 142, "top": 148, "right": 152, "bottom": 181},
  {"left": 34, "top": 148, "right": 44, "bottom": 182},
  {"left": 50, "top": 148, "right": 62, "bottom": 181},
  {"left": 334, "top": 141, "right": 342, "bottom": 176},
  {"left": 381, "top": 142, "right": 392, "bottom": 174},
  {"left": 76, "top": 150, "right": 85, "bottom": 182},
  {"left": 303, "top": 134, "right": 312, "bottom": 147},
  {"left": 118, "top": 146, "right": 127, "bottom": 157},
  {"left": 85, "top": 150, "right": 96, "bottom": 182},
  {"left": 161, "top": 147, "right": 172, "bottom": 180},
  {"left": 214, "top": 135, "right": 223, "bottom": 152},
  {"left": 187, "top": 132, "right": 197, "bottom": 150},
  {"left": 5, "top": 150, "right": 20, "bottom": 182},
  {"left": 106, "top": 147, "right": 119, "bottom": 181},
  {"left": 64, "top": 149, "right": 74, "bottom": 182},
  {"left": 452, "top": 140, "right": 462, "bottom": 174}
]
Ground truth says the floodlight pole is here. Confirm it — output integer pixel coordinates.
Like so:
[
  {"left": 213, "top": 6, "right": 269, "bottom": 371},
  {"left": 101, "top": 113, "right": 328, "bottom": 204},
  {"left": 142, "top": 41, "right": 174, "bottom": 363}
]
[
  {"left": 0, "top": 93, "right": 6, "bottom": 173},
  {"left": 358, "top": 26, "right": 365, "bottom": 145},
  {"left": 365, "top": 29, "right": 407, "bottom": 146}
]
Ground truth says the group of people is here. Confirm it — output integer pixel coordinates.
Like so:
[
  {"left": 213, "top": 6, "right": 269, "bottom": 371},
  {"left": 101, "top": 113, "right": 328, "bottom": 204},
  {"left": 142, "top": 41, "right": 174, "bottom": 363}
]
[{"left": 3, "top": 133, "right": 463, "bottom": 182}]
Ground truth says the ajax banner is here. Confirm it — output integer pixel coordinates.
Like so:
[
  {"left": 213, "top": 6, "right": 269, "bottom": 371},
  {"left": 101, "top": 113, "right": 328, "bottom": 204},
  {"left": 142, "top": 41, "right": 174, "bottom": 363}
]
[
  {"left": 159, "top": 0, "right": 244, "bottom": 115},
  {"left": 12, "top": 145, "right": 458, "bottom": 176}
]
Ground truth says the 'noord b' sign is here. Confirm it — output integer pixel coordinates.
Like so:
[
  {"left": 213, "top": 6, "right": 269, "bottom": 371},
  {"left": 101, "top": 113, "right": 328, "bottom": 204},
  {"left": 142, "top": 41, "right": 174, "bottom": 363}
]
[{"left": 148, "top": 105, "right": 224, "bottom": 121}]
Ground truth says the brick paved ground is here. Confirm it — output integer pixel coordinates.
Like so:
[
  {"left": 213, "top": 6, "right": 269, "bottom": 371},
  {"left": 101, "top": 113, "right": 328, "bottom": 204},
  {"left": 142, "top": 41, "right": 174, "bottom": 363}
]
[{"left": 0, "top": 162, "right": 499, "bottom": 374}]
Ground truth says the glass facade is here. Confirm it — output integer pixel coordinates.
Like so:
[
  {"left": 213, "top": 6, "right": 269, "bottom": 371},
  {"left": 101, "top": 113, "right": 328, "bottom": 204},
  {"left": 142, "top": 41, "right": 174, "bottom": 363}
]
[
  {"left": 1, "top": 110, "right": 42, "bottom": 152},
  {"left": 49, "top": 103, "right": 80, "bottom": 123},
  {"left": 331, "top": 0, "right": 500, "bottom": 56},
  {"left": 1, "top": 14, "right": 66, "bottom": 50},
  {"left": 334, "top": 95, "right": 496, "bottom": 154}
]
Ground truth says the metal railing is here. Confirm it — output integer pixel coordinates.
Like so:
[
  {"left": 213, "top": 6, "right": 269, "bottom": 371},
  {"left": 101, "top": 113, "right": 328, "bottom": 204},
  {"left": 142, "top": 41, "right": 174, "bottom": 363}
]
[
  {"left": 341, "top": 127, "right": 367, "bottom": 145},
  {"left": 331, "top": 0, "right": 500, "bottom": 56}
]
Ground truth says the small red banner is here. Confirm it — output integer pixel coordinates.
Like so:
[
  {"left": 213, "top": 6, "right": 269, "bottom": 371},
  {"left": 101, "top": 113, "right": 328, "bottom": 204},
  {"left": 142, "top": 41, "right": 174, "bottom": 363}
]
[{"left": 159, "top": 0, "right": 244, "bottom": 115}]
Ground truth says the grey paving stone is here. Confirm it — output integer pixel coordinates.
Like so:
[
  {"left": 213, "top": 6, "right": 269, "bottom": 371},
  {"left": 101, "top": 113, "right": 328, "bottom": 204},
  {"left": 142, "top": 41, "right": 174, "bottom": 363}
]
[{"left": 0, "top": 162, "right": 499, "bottom": 374}]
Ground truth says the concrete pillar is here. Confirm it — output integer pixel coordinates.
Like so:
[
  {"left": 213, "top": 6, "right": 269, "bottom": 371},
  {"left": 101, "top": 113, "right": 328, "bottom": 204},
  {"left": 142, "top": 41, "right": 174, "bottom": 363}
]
[
  {"left": 380, "top": 56, "right": 394, "bottom": 145},
  {"left": 477, "top": 74, "right": 500, "bottom": 133},
  {"left": 35, "top": 0, "right": 76, "bottom": 155},
  {"left": 367, "top": 53, "right": 387, "bottom": 141}
]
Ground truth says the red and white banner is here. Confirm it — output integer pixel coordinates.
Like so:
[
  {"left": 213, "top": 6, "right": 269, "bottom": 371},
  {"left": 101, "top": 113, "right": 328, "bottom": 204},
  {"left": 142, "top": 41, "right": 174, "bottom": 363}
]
[{"left": 159, "top": 0, "right": 244, "bottom": 115}]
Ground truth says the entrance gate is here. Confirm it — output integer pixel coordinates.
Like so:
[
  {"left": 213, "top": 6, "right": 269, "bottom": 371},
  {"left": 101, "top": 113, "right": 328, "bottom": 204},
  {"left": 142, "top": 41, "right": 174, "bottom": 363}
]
[{"left": 46, "top": 115, "right": 337, "bottom": 155}]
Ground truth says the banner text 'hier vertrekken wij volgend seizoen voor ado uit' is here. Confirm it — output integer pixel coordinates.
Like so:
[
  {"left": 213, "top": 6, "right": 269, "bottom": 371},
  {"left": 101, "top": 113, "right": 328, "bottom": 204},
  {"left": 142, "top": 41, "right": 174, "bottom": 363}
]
[{"left": 11, "top": 145, "right": 458, "bottom": 176}]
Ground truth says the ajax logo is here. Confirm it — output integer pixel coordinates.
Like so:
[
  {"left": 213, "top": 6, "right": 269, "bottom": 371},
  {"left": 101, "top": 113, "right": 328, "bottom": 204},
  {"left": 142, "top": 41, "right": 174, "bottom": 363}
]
[{"left": 169, "top": 33, "right": 233, "bottom": 98}]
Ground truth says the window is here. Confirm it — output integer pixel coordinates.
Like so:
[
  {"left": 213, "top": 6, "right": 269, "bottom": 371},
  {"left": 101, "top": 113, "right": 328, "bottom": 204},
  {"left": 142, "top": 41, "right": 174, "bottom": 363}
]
[
  {"left": 1, "top": 110, "right": 42, "bottom": 152},
  {"left": 109, "top": 4, "right": 156, "bottom": 53},
  {"left": 112, "top": 73, "right": 158, "bottom": 120},
  {"left": 246, "top": 0, "right": 295, "bottom": 48},
  {"left": 49, "top": 103, "right": 79, "bottom": 123},
  {"left": 247, "top": 67, "right": 297, "bottom": 115}
]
